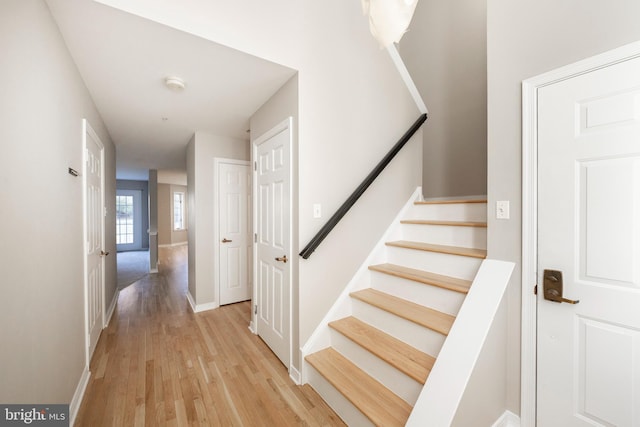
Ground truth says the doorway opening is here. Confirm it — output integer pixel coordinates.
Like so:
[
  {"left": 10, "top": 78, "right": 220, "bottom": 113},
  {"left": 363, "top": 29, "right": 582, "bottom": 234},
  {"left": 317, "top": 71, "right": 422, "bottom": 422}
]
[{"left": 116, "top": 181, "right": 150, "bottom": 289}]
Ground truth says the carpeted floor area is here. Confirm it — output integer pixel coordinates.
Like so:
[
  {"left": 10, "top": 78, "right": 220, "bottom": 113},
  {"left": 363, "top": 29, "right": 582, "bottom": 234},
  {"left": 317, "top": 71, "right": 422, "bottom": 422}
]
[{"left": 117, "top": 250, "right": 149, "bottom": 289}]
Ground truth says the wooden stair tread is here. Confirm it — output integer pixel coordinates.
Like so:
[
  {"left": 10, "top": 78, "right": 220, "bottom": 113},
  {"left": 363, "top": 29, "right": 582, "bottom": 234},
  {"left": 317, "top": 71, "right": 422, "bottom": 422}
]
[
  {"left": 306, "top": 347, "right": 412, "bottom": 427},
  {"left": 369, "top": 263, "right": 471, "bottom": 294},
  {"left": 329, "top": 316, "right": 434, "bottom": 384},
  {"left": 350, "top": 288, "right": 455, "bottom": 335},
  {"left": 386, "top": 240, "right": 487, "bottom": 259},
  {"left": 400, "top": 219, "right": 487, "bottom": 227},
  {"left": 414, "top": 198, "right": 487, "bottom": 205}
]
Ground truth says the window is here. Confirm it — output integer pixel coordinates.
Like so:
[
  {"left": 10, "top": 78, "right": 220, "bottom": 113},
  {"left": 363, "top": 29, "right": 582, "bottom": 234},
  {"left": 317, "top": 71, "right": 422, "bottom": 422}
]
[
  {"left": 116, "top": 195, "right": 134, "bottom": 244},
  {"left": 173, "top": 192, "right": 185, "bottom": 230}
]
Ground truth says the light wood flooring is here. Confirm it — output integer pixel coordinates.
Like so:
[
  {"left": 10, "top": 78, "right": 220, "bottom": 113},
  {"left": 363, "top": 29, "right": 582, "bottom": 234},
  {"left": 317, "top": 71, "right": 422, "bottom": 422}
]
[{"left": 75, "top": 245, "right": 344, "bottom": 426}]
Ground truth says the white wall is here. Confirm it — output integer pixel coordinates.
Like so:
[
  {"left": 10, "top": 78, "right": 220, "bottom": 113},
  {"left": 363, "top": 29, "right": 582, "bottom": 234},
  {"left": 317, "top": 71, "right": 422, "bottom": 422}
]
[
  {"left": 187, "top": 132, "right": 249, "bottom": 306},
  {"left": 158, "top": 169, "right": 187, "bottom": 186},
  {"left": 99, "top": 0, "right": 422, "bottom": 355},
  {"left": 487, "top": 0, "right": 640, "bottom": 415},
  {"left": 0, "top": 0, "right": 116, "bottom": 403},
  {"left": 400, "top": 0, "right": 487, "bottom": 198},
  {"left": 158, "top": 183, "right": 188, "bottom": 246}
]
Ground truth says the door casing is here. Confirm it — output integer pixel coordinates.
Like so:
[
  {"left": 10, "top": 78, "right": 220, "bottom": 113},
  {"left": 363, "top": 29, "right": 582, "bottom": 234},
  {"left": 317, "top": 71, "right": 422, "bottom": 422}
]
[
  {"left": 251, "top": 117, "right": 294, "bottom": 372},
  {"left": 82, "top": 118, "right": 106, "bottom": 367},
  {"left": 115, "top": 188, "right": 142, "bottom": 252},
  {"left": 521, "top": 40, "right": 640, "bottom": 426},
  {"left": 214, "top": 158, "right": 251, "bottom": 306}
]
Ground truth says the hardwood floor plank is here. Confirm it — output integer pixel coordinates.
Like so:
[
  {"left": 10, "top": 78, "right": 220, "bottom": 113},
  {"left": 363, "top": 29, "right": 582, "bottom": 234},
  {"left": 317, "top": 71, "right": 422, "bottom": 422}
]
[{"left": 74, "top": 245, "right": 344, "bottom": 426}]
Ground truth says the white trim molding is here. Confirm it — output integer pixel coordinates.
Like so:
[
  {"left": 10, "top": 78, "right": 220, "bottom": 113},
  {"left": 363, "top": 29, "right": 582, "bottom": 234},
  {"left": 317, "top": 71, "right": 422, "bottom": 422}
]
[
  {"left": 289, "top": 365, "right": 301, "bottom": 386},
  {"left": 521, "top": 39, "right": 640, "bottom": 427},
  {"left": 213, "top": 157, "right": 251, "bottom": 310},
  {"left": 387, "top": 44, "right": 428, "bottom": 115},
  {"left": 406, "top": 259, "right": 514, "bottom": 426},
  {"left": 252, "top": 117, "right": 294, "bottom": 376},
  {"left": 104, "top": 290, "right": 119, "bottom": 327},
  {"left": 186, "top": 291, "right": 218, "bottom": 313},
  {"left": 69, "top": 366, "right": 91, "bottom": 426}
]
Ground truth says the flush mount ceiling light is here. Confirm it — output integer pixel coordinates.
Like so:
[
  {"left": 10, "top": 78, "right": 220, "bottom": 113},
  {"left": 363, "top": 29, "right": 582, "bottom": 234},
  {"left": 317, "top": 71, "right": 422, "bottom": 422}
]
[{"left": 164, "top": 76, "right": 186, "bottom": 91}]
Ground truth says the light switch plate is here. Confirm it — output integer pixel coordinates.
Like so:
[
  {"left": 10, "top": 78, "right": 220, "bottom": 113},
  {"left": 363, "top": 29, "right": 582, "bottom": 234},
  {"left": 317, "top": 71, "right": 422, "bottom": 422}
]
[
  {"left": 496, "top": 200, "right": 510, "bottom": 219},
  {"left": 313, "top": 204, "right": 322, "bottom": 218}
]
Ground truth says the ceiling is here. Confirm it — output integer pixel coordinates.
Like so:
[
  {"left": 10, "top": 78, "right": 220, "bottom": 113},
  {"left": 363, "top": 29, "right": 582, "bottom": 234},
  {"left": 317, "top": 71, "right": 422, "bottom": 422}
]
[{"left": 46, "top": 0, "right": 296, "bottom": 180}]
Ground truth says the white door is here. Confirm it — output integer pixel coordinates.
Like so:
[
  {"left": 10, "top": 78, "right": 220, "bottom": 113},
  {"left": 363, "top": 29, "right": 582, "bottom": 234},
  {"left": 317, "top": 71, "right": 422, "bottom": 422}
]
[
  {"left": 254, "top": 118, "right": 292, "bottom": 368},
  {"left": 218, "top": 160, "right": 251, "bottom": 305},
  {"left": 83, "top": 120, "right": 106, "bottom": 361},
  {"left": 537, "top": 56, "right": 640, "bottom": 426},
  {"left": 116, "top": 189, "right": 142, "bottom": 252}
]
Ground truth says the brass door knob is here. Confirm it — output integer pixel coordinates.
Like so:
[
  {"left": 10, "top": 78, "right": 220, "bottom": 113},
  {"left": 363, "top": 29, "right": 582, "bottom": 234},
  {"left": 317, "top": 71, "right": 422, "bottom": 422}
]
[
  {"left": 275, "top": 255, "right": 288, "bottom": 263},
  {"left": 100, "top": 250, "right": 110, "bottom": 257},
  {"left": 222, "top": 238, "right": 232, "bottom": 243}
]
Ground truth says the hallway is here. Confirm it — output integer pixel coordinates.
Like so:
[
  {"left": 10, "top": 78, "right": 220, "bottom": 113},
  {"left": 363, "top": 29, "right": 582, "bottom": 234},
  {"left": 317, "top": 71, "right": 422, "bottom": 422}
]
[{"left": 75, "top": 246, "right": 344, "bottom": 426}]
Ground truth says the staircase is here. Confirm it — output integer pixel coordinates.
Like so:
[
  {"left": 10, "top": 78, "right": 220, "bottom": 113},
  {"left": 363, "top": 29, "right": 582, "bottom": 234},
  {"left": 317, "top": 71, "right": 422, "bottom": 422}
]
[{"left": 304, "top": 196, "right": 488, "bottom": 426}]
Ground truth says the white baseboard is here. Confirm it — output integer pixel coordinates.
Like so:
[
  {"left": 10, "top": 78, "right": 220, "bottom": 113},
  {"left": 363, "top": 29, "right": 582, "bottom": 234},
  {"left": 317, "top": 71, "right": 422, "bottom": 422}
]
[
  {"left": 70, "top": 366, "right": 91, "bottom": 426},
  {"left": 289, "top": 365, "right": 301, "bottom": 385},
  {"left": 186, "top": 291, "right": 218, "bottom": 313},
  {"left": 492, "top": 410, "right": 521, "bottom": 427},
  {"left": 104, "top": 290, "right": 119, "bottom": 327},
  {"left": 248, "top": 321, "right": 256, "bottom": 334}
]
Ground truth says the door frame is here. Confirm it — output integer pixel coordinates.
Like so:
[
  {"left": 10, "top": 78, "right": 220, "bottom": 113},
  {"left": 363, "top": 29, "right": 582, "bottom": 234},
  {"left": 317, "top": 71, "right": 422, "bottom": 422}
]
[
  {"left": 115, "top": 188, "right": 143, "bottom": 252},
  {"left": 213, "top": 157, "right": 251, "bottom": 307},
  {"left": 250, "top": 117, "right": 294, "bottom": 371},
  {"left": 521, "top": 40, "right": 640, "bottom": 426},
  {"left": 82, "top": 118, "right": 106, "bottom": 367}
]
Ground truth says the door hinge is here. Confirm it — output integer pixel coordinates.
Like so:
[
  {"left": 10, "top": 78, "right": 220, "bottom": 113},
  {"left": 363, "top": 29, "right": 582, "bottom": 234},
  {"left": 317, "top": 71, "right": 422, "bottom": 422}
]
[
  {"left": 254, "top": 304, "right": 258, "bottom": 315},
  {"left": 534, "top": 284, "right": 538, "bottom": 295},
  {"left": 254, "top": 233, "right": 257, "bottom": 243},
  {"left": 254, "top": 161, "right": 257, "bottom": 171}
]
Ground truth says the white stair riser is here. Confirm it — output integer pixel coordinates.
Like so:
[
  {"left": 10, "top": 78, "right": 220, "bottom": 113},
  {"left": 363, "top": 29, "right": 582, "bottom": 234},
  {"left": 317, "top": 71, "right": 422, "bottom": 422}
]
[
  {"left": 370, "top": 272, "right": 466, "bottom": 316},
  {"left": 401, "top": 223, "right": 487, "bottom": 250},
  {"left": 407, "top": 203, "right": 487, "bottom": 222},
  {"left": 351, "top": 299, "right": 445, "bottom": 356},
  {"left": 386, "top": 246, "right": 483, "bottom": 281},
  {"left": 329, "top": 330, "right": 422, "bottom": 405},
  {"left": 307, "top": 365, "right": 374, "bottom": 427}
]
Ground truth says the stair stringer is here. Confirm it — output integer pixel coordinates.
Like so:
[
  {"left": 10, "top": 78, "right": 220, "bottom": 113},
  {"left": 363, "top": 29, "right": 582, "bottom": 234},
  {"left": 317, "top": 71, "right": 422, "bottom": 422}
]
[
  {"left": 300, "top": 186, "right": 423, "bottom": 383},
  {"left": 405, "top": 259, "right": 515, "bottom": 426}
]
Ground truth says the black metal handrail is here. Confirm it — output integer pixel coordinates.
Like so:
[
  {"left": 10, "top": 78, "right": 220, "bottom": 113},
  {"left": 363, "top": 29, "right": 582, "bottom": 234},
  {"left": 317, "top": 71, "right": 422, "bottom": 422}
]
[{"left": 299, "top": 113, "right": 428, "bottom": 259}]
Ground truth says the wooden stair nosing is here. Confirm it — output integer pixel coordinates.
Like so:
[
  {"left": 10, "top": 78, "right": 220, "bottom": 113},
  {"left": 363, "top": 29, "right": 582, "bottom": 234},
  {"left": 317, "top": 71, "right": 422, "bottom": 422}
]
[
  {"left": 414, "top": 198, "right": 487, "bottom": 205},
  {"left": 350, "top": 288, "right": 455, "bottom": 335},
  {"left": 368, "top": 263, "right": 471, "bottom": 294},
  {"left": 400, "top": 219, "right": 487, "bottom": 228},
  {"left": 329, "top": 316, "right": 434, "bottom": 384},
  {"left": 386, "top": 240, "right": 487, "bottom": 259},
  {"left": 306, "top": 347, "right": 412, "bottom": 427}
]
